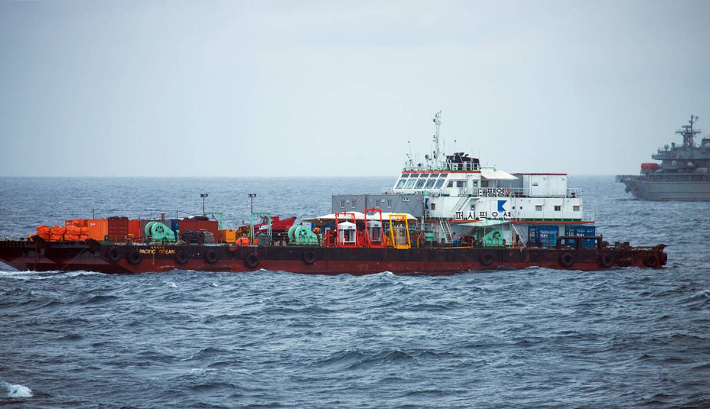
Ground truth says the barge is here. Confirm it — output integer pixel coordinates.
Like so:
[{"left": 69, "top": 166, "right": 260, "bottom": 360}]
[{"left": 0, "top": 112, "right": 667, "bottom": 275}]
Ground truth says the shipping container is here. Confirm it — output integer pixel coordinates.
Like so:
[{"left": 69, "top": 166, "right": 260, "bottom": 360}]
[
  {"left": 87, "top": 219, "right": 108, "bottom": 241},
  {"left": 107, "top": 216, "right": 129, "bottom": 242},
  {"left": 564, "top": 225, "right": 596, "bottom": 248},
  {"left": 128, "top": 219, "right": 142, "bottom": 240},
  {"left": 528, "top": 225, "right": 559, "bottom": 247}
]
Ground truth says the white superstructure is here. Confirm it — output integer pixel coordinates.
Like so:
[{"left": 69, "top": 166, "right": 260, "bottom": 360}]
[{"left": 390, "top": 112, "right": 594, "bottom": 247}]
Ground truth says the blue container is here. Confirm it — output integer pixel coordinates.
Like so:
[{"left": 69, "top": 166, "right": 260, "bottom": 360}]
[
  {"left": 564, "top": 226, "right": 596, "bottom": 248},
  {"left": 528, "top": 225, "right": 558, "bottom": 247}
]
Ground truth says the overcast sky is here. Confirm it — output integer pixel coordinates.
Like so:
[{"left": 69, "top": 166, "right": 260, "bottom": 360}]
[{"left": 1, "top": 0, "right": 708, "bottom": 177}]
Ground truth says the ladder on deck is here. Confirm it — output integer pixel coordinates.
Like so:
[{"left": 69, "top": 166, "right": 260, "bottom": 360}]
[
  {"left": 512, "top": 223, "right": 528, "bottom": 247},
  {"left": 452, "top": 196, "right": 469, "bottom": 219},
  {"left": 440, "top": 219, "right": 454, "bottom": 244}
]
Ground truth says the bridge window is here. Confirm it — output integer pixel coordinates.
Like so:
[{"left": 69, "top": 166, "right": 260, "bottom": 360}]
[
  {"left": 415, "top": 178, "right": 427, "bottom": 189},
  {"left": 425, "top": 178, "right": 436, "bottom": 189},
  {"left": 405, "top": 178, "right": 417, "bottom": 189},
  {"left": 435, "top": 178, "right": 446, "bottom": 189},
  {"left": 395, "top": 178, "right": 406, "bottom": 189},
  {"left": 456, "top": 181, "right": 467, "bottom": 188}
]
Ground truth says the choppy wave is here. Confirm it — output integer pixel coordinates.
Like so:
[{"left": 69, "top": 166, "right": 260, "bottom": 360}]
[{"left": 1, "top": 176, "right": 709, "bottom": 407}]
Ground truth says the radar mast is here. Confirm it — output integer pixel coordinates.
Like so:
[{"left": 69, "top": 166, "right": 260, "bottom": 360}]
[{"left": 676, "top": 115, "right": 700, "bottom": 147}]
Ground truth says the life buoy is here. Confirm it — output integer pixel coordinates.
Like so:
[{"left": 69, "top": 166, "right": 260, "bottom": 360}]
[
  {"left": 127, "top": 250, "right": 142, "bottom": 265},
  {"left": 643, "top": 254, "right": 658, "bottom": 268},
  {"left": 175, "top": 250, "right": 189, "bottom": 265},
  {"left": 108, "top": 246, "right": 122, "bottom": 263},
  {"left": 244, "top": 253, "right": 259, "bottom": 269},
  {"left": 303, "top": 251, "right": 317, "bottom": 265},
  {"left": 600, "top": 252, "right": 615, "bottom": 268},
  {"left": 204, "top": 249, "right": 219, "bottom": 264},
  {"left": 480, "top": 252, "right": 494, "bottom": 266},
  {"left": 559, "top": 252, "right": 574, "bottom": 268}
]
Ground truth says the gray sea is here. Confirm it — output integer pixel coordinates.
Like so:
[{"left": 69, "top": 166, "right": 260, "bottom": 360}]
[{"left": 1, "top": 176, "right": 709, "bottom": 408}]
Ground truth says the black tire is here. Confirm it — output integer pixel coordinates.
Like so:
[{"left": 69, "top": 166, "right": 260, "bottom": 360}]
[
  {"left": 600, "top": 252, "right": 615, "bottom": 268},
  {"left": 175, "top": 250, "right": 189, "bottom": 265},
  {"left": 479, "top": 252, "right": 494, "bottom": 266},
  {"left": 559, "top": 252, "right": 574, "bottom": 268},
  {"left": 127, "top": 250, "right": 142, "bottom": 265},
  {"left": 643, "top": 254, "right": 658, "bottom": 268},
  {"left": 303, "top": 251, "right": 317, "bottom": 265},
  {"left": 244, "top": 253, "right": 259, "bottom": 269},
  {"left": 108, "top": 247, "right": 122, "bottom": 263},
  {"left": 204, "top": 249, "right": 219, "bottom": 264}
]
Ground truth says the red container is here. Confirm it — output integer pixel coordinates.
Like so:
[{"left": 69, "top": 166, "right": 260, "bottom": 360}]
[
  {"left": 107, "top": 217, "right": 129, "bottom": 242},
  {"left": 178, "top": 219, "right": 219, "bottom": 239}
]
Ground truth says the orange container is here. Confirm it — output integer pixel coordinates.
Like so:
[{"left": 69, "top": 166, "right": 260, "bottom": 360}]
[
  {"left": 87, "top": 219, "right": 108, "bottom": 241},
  {"left": 128, "top": 220, "right": 142, "bottom": 240}
]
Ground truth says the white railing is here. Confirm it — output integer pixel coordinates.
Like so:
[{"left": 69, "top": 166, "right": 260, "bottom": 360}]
[{"left": 504, "top": 188, "right": 582, "bottom": 198}]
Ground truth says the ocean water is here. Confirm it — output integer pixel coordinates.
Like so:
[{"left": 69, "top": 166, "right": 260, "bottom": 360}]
[{"left": 0, "top": 176, "right": 709, "bottom": 408}]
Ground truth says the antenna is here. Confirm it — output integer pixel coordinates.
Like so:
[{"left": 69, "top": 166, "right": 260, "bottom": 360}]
[
  {"left": 406, "top": 140, "right": 414, "bottom": 169},
  {"left": 432, "top": 111, "right": 442, "bottom": 167}
]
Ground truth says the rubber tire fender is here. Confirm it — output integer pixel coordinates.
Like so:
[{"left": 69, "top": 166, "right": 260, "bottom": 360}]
[
  {"left": 559, "top": 252, "right": 574, "bottom": 268},
  {"left": 643, "top": 254, "right": 658, "bottom": 268},
  {"left": 303, "top": 251, "right": 317, "bottom": 265},
  {"left": 108, "top": 246, "right": 122, "bottom": 263},
  {"left": 127, "top": 249, "right": 142, "bottom": 265},
  {"left": 660, "top": 252, "right": 668, "bottom": 265},
  {"left": 600, "top": 252, "right": 615, "bottom": 268},
  {"left": 175, "top": 250, "right": 189, "bottom": 265},
  {"left": 479, "top": 252, "right": 494, "bottom": 267},
  {"left": 204, "top": 249, "right": 219, "bottom": 264},
  {"left": 244, "top": 253, "right": 259, "bottom": 269}
]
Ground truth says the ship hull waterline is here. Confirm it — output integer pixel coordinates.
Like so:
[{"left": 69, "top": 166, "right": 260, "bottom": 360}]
[
  {"left": 0, "top": 241, "right": 667, "bottom": 275},
  {"left": 618, "top": 177, "right": 710, "bottom": 201}
]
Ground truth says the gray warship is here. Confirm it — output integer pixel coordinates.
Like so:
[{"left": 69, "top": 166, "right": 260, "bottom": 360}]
[{"left": 617, "top": 115, "right": 710, "bottom": 201}]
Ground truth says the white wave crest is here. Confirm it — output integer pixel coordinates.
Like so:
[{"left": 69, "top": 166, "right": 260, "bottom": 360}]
[
  {"left": 2, "top": 381, "right": 33, "bottom": 398},
  {"left": 0, "top": 270, "right": 103, "bottom": 280}
]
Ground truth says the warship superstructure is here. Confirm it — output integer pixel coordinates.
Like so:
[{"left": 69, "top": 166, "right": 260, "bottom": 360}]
[{"left": 617, "top": 115, "right": 710, "bottom": 201}]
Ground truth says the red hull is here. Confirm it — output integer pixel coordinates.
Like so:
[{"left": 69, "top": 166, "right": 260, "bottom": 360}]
[{"left": 0, "top": 240, "right": 667, "bottom": 275}]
